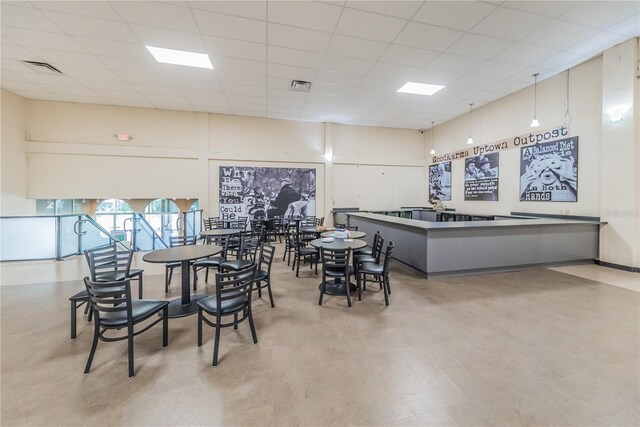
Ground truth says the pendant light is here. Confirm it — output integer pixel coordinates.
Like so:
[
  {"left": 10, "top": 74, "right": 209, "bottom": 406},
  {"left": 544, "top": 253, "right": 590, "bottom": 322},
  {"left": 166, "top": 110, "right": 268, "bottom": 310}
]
[
  {"left": 466, "top": 103, "right": 474, "bottom": 145},
  {"left": 430, "top": 121, "right": 436, "bottom": 155},
  {"left": 531, "top": 73, "right": 540, "bottom": 127}
]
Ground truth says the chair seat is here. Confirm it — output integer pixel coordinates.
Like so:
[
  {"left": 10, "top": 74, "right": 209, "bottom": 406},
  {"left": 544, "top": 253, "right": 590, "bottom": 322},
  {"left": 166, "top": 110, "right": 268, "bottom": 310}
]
[
  {"left": 254, "top": 269, "right": 268, "bottom": 281},
  {"left": 325, "top": 266, "right": 353, "bottom": 277},
  {"left": 69, "top": 289, "right": 88, "bottom": 301},
  {"left": 219, "top": 259, "right": 253, "bottom": 271},
  {"left": 299, "top": 247, "right": 318, "bottom": 256},
  {"left": 355, "top": 254, "right": 376, "bottom": 264},
  {"left": 353, "top": 247, "right": 372, "bottom": 255},
  {"left": 193, "top": 256, "right": 225, "bottom": 267},
  {"left": 97, "top": 271, "right": 128, "bottom": 281},
  {"left": 358, "top": 262, "right": 383, "bottom": 275},
  {"left": 100, "top": 300, "right": 169, "bottom": 327},
  {"left": 198, "top": 294, "right": 248, "bottom": 315},
  {"left": 129, "top": 269, "right": 144, "bottom": 277}
]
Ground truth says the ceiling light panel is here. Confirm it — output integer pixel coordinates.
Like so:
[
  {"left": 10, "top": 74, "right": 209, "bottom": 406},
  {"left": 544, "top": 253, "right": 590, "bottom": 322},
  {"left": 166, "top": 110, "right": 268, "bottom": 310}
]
[
  {"left": 397, "top": 82, "right": 445, "bottom": 96},
  {"left": 146, "top": 46, "right": 213, "bottom": 69}
]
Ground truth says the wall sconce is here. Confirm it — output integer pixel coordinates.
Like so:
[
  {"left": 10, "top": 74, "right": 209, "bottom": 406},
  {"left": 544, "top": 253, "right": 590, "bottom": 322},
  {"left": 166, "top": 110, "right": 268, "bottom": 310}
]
[
  {"left": 466, "top": 103, "right": 474, "bottom": 145},
  {"left": 607, "top": 104, "right": 631, "bottom": 122},
  {"left": 531, "top": 73, "right": 540, "bottom": 127}
]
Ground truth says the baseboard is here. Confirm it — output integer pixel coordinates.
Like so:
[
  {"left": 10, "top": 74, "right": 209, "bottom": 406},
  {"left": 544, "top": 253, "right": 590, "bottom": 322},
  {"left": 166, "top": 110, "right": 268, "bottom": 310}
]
[{"left": 594, "top": 259, "right": 640, "bottom": 273}]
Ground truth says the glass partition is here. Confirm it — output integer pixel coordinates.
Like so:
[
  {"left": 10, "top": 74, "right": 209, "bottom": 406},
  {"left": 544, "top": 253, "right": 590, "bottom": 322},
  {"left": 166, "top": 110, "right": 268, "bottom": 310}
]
[
  {"left": 133, "top": 214, "right": 168, "bottom": 251},
  {"left": 0, "top": 216, "right": 57, "bottom": 261},
  {"left": 183, "top": 210, "right": 202, "bottom": 239},
  {"left": 59, "top": 215, "right": 81, "bottom": 258}
]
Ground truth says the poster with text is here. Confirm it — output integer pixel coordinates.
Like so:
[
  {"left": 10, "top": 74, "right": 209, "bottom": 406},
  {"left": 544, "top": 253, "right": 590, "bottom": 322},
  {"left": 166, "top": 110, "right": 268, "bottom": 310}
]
[
  {"left": 519, "top": 137, "right": 578, "bottom": 202},
  {"left": 219, "top": 166, "right": 316, "bottom": 220},
  {"left": 428, "top": 161, "right": 451, "bottom": 201},
  {"left": 464, "top": 153, "right": 499, "bottom": 201}
]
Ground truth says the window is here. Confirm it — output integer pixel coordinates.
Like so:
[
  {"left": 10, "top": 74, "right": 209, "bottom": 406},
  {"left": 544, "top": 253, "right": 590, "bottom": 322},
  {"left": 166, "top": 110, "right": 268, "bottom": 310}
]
[
  {"left": 189, "top": 200, "right": 199, "bottom": 211},
  {"left": 35, "top": 199, "right": 89, "bottom": 215}
]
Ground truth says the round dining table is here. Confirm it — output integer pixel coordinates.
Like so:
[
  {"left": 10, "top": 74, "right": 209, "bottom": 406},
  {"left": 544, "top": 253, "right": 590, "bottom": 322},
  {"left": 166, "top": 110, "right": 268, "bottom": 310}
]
[
  {"left": 309, "top": 238, "right": 366, "bottom": 296},
  {"left": 143, "top": 244, "right": 222, "bottom": 318},
  {"left": 320, "top": 230, "right": 366, "bottom": 239},
  {"left": 200, "top": 228, "right": 244, "bottom": 237}
]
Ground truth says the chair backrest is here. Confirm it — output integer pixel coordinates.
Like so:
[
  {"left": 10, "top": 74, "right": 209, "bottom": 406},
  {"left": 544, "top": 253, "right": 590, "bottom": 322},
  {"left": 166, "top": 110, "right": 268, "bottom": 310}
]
[
  {"left": 170, "top": 235, "right": 196, "bottom": 247},
  {"left": 382, "top": 242, "right": 395, "bottom": 273},
  {"left": 83, "top": 277, "right": 132, "bottom": 322},
  {"left": 250, "top": 220, "right": 265, "bottom": 240},
  {"left": 316, "top": 217, "right": 324, "bottom": 226},
  {"left": 370, "top": 231, "right": 380, "bottom": 252},
  {"left": 320, "top": 247, "right": 352, "bottom": 279},
  {"left": 240, "top": 237, "right": 261, "bottom": 262},
  {"left": 227, "top": 218, "right": 246, "bottom": 229},
  {"left": 301, "top": 217, "right": 315, "bottom": 227},
  {"left": 215, "top": 264, "right": 257, "bottom": 311},
  {"left": 84, "top": 244, "right": 133, "bottom": 282},
  {"left": 209, "top": 235, "right": 230, "bottom": 258},
  {"left": 204, "top": 217, "right": 222, "bottom": 230},
  {"left": 258, "top": 244, "right": 275, "bottom": 275},
  {"left": 372, "top": 235, "right": 385, "bottom": 263}
]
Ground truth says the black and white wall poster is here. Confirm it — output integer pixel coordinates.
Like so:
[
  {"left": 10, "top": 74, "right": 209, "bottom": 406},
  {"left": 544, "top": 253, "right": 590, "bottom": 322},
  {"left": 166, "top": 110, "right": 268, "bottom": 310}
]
[
  {"left": 519, "top": 137, "right": 578, "bottom": 202},
  {"left": 464, "top": 153, "right": 499, "bottom": 201},
  {"left": 219, "top": 166, "right": 316, "bottom": 220},
  {"left": 428, "top": 161, "right": 452, "bottom": 201}
]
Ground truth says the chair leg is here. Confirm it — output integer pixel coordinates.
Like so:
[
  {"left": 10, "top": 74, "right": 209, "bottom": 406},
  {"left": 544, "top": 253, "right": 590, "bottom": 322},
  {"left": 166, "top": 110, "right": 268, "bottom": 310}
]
[
  {"left": 233, "top": 313, "right": 238, "bottom": 330},
  {"left": 382, "top": 275, "right": 390, "bottom": 306},
  {"left": 84, "top": 320, "right": 100, "bottom": 374},
  {"left": 257, "top": 282, "right": 262, "bottom": 298},
  {"left": 357, "top": 274, "right": 362, "bottom": 301},
  {"left": 70, "top": 300, "right": 77, "bottom": 339},
  {"left": 205, "top": 267, "right": 210, "bottom": 283},
  {"left": 295, "top": 254, "right": 301, "bottom": 277},
  {"left": 266, "top": 280, "right": 275, "bottom": 308},
  {"left": 127, "top": 326, "right": 135, "bottom": 378},
  {"left": 138, "top": 275, "right": 143, "bottom": 299},
  {"left": 87, "top": 305, "right": 93, "bottom": 322},
  {"left": 197, "top": 309, "right": 203, "bottom": 347},
  {"left": 165, "top": 268, "right": 170, "bottom": 293},
  {"left": 318, "top": 281, "right": 325, "bottom": 306},
  {"left": 386, "top": 274, "right": 391, "bottom": 294},
  {"left": 346, "top": 276, "right": 353, "bottom": 308},
  {"left": 212, "top": 319, "right": 222, "bottom": 367},
  {"left": 162, "top": 306, "right": 168, "bottom": 347},
  {"left": 248, "top": 307, "right": 258, "bottom": 344},
  {"left": 193, "top": 266, "right": 198, "bottom": 291}
]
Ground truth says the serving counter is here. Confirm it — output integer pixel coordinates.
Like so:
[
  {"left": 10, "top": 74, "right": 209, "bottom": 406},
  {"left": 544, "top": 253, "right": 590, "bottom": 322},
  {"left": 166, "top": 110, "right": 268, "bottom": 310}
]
[{"left": 348, "top": 212, "right": 600, "bottom": 276}]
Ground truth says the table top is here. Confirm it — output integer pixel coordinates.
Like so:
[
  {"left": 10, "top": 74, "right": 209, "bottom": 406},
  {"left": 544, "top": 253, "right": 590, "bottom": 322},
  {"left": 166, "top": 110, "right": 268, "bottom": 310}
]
[
  {"left": 142, "top": 245, "right": 223, "bottom": 263},
  {"left": 300, "top": 226, "right": 336, "bottom": 233},
  {"left": 285, "top": 216, "right": 306, "bottom": 223},
  {"left": 320, "top": 230, "right": 366, "bottom": 239},
  {"left": 200, "top": 228, "right": 243, "bottom": 236},
  {"left": 310, "top": 238, "right": 367, "bottom": 250}
]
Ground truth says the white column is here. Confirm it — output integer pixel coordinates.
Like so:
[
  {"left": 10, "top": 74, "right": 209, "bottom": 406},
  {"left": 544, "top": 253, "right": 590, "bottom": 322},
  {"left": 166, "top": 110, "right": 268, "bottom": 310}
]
[
  {"left": 324, "top": 122, "right": 334, "bottom": 226},
  {"left": 599, "top": 38, "right": 640, "bottom": 269}
]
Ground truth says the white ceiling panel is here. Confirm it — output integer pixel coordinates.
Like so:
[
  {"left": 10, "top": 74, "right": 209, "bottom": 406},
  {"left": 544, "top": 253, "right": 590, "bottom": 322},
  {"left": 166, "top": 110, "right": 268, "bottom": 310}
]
[
  {"left": 325, "top": 34, "right": 388, "bottom": 61},
  {"left": 2, "top": 27, "right": 86, "bottom": 52},
  {"left": 268, "top": 1, "right": 342, "bottom": 32},
  {"left": 268, "top": 46, "right": 323, "bottom": 69},
  {"left": 378, "top": 44, "right": 439, "bottom": 68},
  {"left": 334, "top": 8, "right": 406, "bottom": 42},
  {"left": 1, "top": 0, "right": 635, "bottom": 129},
  {"left": 1, "top": 3, "right": 63, "bottom": 33},
  {"left": 193, "top": 9, "right": 266, "bottom": 44},
  {"left": 189, "top": 1, "right": 266, "bottom": 21},
  {"left": 471, "top": 7, "right": 550, "bottom": 41},
  {"left": 111, "top": 1, "right": 198, "bottom": 33},
  {"left": 128, "top": 25, "right": 207, "bottom": 53},
  {"left": 446, "top": 33, "right": 514, "bottom": 60},
  {"left": 43, "top": 11, "right": 139, "bottom": 43},
  {"left": 501, "top": 1, "right": 578, "bottom": 18},
  {"left": 268, "top": 23, "right": 331, "bottom": 52},
  {"left": 345, "top": 1, "right": 423, "bottom": 19},
  {"left": 413, "top": 1, "right": 497, "bottom": 32},
  {"left": 521, "top": 20, "right": 599, "bottom": 51},
  {"left": 395, "top": 21, "right": 463, "bottom": 51}
]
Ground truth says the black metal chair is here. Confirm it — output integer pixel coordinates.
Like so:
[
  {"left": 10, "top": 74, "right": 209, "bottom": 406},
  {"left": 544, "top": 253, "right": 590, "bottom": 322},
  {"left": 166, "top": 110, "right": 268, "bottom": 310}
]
[
  {"left": 319, "top": 247, "right": 354, "bottom": 307},
  {"left": 267, "top": 216, "right": 283, "bottom": 243},
  {"left": 354, "top": 234, "right": 385, "bottom": 277},
  {"left": 354, "top": 230, "right": 380, "bottom": 257},
  {"left": 220, "top": 235, "right": 260, "bottom": 272},
  {"left": 292, "top": 232, "right": 318, "bottom": 277},
  {"left": 227, "top": 230, "right": 251, "bottom": 259},
  {"left": 356, "top": 242, "right": 394, "bottom": 306},
  {"left": 83, "top": 277, "right": 169, "bottom": 378},
  {"left": 282, "top": 223, "right": 297, "bottom": 265},
  {"left": 71, "top": 244, "right": 141, "bottom": 339},
  {"left": 315, "top": 217, "right": 324, "bottom": 226},
  {"left": 254, "top": 244, "right": 276, "bottom": 308},
  {"left": 165, "top": 235, "right": 197, "bottom": 293},
  {"left": 197, "top": 264, "right": 258, "bottom": 367},
  {"left": 192, "top": 235, "right": 230, "bottom": 289}
]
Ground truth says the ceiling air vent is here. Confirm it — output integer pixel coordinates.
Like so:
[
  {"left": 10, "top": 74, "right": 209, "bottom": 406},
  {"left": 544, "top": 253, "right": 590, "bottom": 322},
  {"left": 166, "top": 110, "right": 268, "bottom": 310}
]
[
  {"left": 290, "top": 80, "right": 311, "bottom": 92},
  {"left": 22, "top": 61, "right": 63, "bottom": 75}
]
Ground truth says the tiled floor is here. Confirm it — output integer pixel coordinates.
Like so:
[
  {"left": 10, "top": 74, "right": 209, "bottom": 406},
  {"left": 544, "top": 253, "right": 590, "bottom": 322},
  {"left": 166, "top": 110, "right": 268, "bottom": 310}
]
[{"left": 1, "top": 244, "right": 639, "bottom": 426}]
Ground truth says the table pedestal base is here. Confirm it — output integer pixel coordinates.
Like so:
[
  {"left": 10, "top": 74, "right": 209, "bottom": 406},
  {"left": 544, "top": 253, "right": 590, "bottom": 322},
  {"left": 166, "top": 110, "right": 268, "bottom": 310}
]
[
  {"left": 319, "top": 281, "right": 357, "bottom": 296},
  {"left": 167, "top": 294, "right": 208, "bottom": 318}
]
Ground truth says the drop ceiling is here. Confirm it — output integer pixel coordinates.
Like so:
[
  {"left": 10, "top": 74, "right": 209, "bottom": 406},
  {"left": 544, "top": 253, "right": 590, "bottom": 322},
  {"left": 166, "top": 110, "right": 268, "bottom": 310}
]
[{"left": 1, "top": 1, "right": 638, "bottom": 129}]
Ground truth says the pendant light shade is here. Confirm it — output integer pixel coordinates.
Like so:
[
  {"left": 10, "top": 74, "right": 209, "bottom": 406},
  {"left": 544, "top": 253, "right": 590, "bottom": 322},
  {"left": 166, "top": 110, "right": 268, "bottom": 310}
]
[
  {"left": 430, "top": 121, "right": 436, "bottom": 155},
  {"left": 531, "top": 73, "right": 540, "bottom": 127},
  {"left": 466, "top": 103, "right": 474, "bottom": 145}
]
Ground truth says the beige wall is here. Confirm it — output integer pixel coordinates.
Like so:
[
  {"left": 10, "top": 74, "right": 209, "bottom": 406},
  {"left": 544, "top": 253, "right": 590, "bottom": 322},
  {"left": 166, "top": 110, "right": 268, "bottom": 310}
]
[
  {"left": 0, "top": 89, "right": 34, "bottom": 215},
  {"left": 427, "top": 57, "right": 602, "bottom": 217}
]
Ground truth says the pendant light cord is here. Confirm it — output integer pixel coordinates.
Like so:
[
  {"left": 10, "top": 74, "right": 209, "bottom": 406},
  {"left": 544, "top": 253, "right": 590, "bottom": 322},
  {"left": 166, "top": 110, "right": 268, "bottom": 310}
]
[{"left": 564, "top": 69, "right": 571, "bottom": 125}]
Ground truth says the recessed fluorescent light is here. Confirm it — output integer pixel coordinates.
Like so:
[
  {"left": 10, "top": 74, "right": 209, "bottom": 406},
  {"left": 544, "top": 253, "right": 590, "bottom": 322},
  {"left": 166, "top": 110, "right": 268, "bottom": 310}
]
[
  {"left": 397, "top": 82, "right": 444, "bottom": 96},
  {"left": 146, "top": 46, "right": 213, "bottom": 69}
]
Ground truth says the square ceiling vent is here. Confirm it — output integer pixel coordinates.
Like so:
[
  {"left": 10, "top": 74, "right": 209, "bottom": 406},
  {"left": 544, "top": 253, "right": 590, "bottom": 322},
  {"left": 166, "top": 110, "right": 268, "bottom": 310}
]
[{"left": 290, "top": 80, "right": 311, "bottom": 92}]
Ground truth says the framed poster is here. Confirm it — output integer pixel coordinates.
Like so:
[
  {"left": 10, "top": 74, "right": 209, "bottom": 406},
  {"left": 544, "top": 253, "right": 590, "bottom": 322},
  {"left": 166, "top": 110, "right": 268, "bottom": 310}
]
[
  {"left": 428, "top": 161, "right": 451, "bottom": 201},
  {"left": 519, "top": 137, "right": 578, "bottom": 202},
  {"left": 219, "top": 166, "right": 316, "bottom": 220},
  {"left": 464, "top": 153, "right": 499, "bottom": 201}
]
